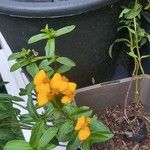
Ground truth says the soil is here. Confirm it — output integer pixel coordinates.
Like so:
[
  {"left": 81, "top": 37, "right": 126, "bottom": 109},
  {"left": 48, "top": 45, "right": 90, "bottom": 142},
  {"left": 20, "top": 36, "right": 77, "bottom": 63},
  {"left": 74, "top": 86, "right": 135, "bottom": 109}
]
[{"left": 92, "top": 103, "right": 150, "bottom": 150}]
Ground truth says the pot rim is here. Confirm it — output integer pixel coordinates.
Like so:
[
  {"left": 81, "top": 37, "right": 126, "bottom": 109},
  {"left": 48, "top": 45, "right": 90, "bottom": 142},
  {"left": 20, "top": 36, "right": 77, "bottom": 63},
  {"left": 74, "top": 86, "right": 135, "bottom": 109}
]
[{"left": 0, "top": 0, "right": 119, "bottom": 18}]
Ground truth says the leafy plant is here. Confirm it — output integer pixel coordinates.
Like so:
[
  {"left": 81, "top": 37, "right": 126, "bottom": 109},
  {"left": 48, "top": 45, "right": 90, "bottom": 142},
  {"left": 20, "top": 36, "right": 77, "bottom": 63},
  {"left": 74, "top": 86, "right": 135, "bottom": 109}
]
[
  {"left": 4, "top": 25, "right": 113, "bottom": 150},
  {"left": 109, "top": 0, "right": 150, "bottom": 118},
  {"left": 0, "top": 80, "right": 23, "bottom": 149}
]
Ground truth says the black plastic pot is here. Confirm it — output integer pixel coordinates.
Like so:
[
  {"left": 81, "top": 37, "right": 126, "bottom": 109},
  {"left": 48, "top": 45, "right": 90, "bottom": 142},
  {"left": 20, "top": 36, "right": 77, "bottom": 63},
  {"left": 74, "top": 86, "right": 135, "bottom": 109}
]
[
  {"left": 0, "top": 0, "right": 125, "bottom": 87},
  {"left": 142, "top": 12, "right": 150, "bottom": 74}
]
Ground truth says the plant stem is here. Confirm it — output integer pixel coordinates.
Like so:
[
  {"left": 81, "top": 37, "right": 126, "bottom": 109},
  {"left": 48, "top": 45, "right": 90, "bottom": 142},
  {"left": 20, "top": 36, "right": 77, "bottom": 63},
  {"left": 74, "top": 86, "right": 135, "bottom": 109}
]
[
  {"left": 133, "top": 16, "right": 145, "bottom": 104},
  {"left": 124, "top": 60, "right": 136, "bottom": 120}
]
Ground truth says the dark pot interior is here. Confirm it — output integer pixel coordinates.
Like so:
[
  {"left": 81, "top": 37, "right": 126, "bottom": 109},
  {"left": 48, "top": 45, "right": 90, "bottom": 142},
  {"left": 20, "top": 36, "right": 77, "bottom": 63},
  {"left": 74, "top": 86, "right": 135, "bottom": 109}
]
[
  {"left": 0, "top": 0, "right": 128, "bottom": 87},
  {"left": 141, "top": 12, "right": 150, "bottom": 75}
]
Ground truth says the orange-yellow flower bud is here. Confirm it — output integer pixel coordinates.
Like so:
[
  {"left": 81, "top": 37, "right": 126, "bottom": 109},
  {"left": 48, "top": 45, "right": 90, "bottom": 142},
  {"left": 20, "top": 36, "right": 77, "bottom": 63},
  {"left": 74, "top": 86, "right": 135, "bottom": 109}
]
[
  {"left": 75, "top": 116, "right": 91, "bottom": 141},
  {"left": 78, "top": 126, "right": 91, "bottom": 141},
  {"left": 61, "top": 96, "right": 71, "bottom": 104},
  {"left": 37, "top": 92, "right": 49, "bottom": 106},
  {"left": 35, "top": 83, "right": 50, "bottom": 93},
  {"left": 34, "top": 70, "right": 49, "bottom": 86},
  {"left": 50, "top": 73, "right": 62, "bottom": 90},
  {"left": 75, "top": 116, "right": 87, "bottom": 131},
  {"left": 62, "top": 82, "right": 76, "bottom": 96}
]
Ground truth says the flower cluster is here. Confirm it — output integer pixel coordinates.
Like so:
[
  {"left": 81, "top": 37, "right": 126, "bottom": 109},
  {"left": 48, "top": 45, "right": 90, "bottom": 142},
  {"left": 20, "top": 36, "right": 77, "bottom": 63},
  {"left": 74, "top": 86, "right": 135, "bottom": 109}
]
[
  {"left": 34, "top": 70, "right": 77, "bottom": 106},
  {"left": 75, "top": 116, "right": 91, "bottom": 141}
]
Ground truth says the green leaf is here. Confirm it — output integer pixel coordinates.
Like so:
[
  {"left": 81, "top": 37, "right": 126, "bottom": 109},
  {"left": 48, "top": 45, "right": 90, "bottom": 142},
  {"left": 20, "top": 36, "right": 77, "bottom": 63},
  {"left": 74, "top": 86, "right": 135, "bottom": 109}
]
[
  {"left": 26, "top": 83, "right": 34, "bottom": 95},
  {"left": 19, "top": 83, "right": 34, "bottom": 96},
  {"left": 55, "top": 25, "right": 75, "bottom": 37},
  {"left": 141, "top": 55, "right": 150, "bottom": 59},
  {"left": 145, "top": 1, "right": 150, "bottom": 10},
  {"left": 45, "top": 39, "right": 55, "bottom": 57},
  {"left": 83, "top": 141, "right": 90, "bottom": 150},
  {"left": 39, "top": 59, "right": 53, "bottom": 69},
  {"left": 128, "top": 51, "right": 138, "bottom": 58},
  {"left": 56, "top": 57, "right": 76, "bottom": 67},
  {"left": 117, "top": 26, "right": 135, "bottom": 34},
  {"left": 67, "top": 132, "right": 80, "bottom": 150},
  {"left": 137, "top": 28, "right": 146, "bottom": 37},
  {"left": 109, "top": 38, "right": 130, "bottom": 58},
  {"left": 146, "top": 34, "right": 150, "bottom": 42},
  {"left": 70, "top": 106, "right": 92, "bottom": 119},
  {"left": 0, "top": 93, "right": 24, "bottom": 102},
  {"left": 90, "top": 116, "right": 113, "bottom": 144},
  {"left": 89, "top": 120, "right": 114, "bottom": 143},
  {"left": 4, "top": 140, "right": 33, "bottom": 150},
  {"left": 40, "top": 24, "right": 49, "bottom": 33},
  {"left": 19, "top": 114, "right": 34, "bottom": 123},
  {"left": 38, "top": 127, "right": 58, "bottom": 148},
  {"left": 119, "top": 8, "right": 131, "bottom": 18},
  {"left": 28, "top": 33, "right": 49, "bottom": 44},
  {"left": 57, "top": 65, "right": 72, "bottom": 73},
  {"left": 44, "top": 102, "right": 54, "bottom": 117},
  {"left": 125, "top": 3, "right": 142, "bottom": 19},
  {"left": 63, "top": 103, "right": 77, "bottom": 114},
  {"left": 57, "top": 121, "right": 74, "bottom": 141},
  {"left": 51, "top": 108, "right": 61, "bottom": 121},
  {"left": 30, "top": 121, "right": 44, "bottom": 148},
  {"left": 90, "top": 116, "right": 112, "bottom": 132},
  {"left": 8, "top": 49, "right": 30, "bottom": 61},
  {"left": 0, "top": 129, "right": 15, "bottom": 141},
  {"left": 90, "top": 132, "right": 113, "bottom": 144},
  {"left": 10, "top": 60, "right": 29, "bottom": 72},
  {"left": 39, "top": 59, "right": 54, "bottom": 73},
  {"left": 0, "top": 111, "right": 11, "bottom": 120},
  {"left": 27, "top": 94, "right": 39, "bottom": 121},
  {"left": 26, "top": 63, "right": 39, "bottom": 78}
]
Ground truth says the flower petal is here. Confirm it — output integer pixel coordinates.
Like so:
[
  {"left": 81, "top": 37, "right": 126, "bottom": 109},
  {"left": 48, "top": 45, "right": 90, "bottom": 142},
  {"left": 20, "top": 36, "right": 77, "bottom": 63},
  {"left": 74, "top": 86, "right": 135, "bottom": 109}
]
[
  {"left": 35, "top": 83, "right": 50, "bottom": 93},
  {"left": 61, "top": 96, "right": 71, "bottom": 104},
  {"left": 78, "top": 126, "right": 91, "bottom": 141},
  {"left": 75, "top": 116, "right": 86, "bottom": 131},
  {"left": 37, "top": 93, "right": 49, "bottom": 106},
  {"left": 34, "top": 70, "right": 49, "bottom": 86}
]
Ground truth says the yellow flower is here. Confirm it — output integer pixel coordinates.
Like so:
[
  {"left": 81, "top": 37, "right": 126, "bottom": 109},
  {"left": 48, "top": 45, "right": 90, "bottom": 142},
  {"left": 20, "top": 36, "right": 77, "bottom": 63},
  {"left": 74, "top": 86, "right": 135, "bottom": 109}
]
[
  {"left": 50, "top": 73, "right": 62, "bottom": 90},
  {"left": 34, "top": 70, "right": 52, "bottom": 106},
  {"left": 61, "top": 96, "right": 72, "bottom": 104},
  {"left": 78, "top": 126, "right": 91, "bottom": 141},
  {"left": 50, "top": 73, "right": 68, "bottom": 92},
  {"left": 34, "top": 71, "right": 77, "bottom": 106},
  {"left": 37, "top": 92, "right": 50, "bottom": 106},
  {"left": 75, "top": 116, "right": 90, "bottom": 131},
  {"left": 62, "top": 82, "right": 76, "bottom": 96},
  {"left": 35, "top": 83, "right": 50, "bottom": 93},
  {"left": 35, "top": 83, "right": 53, "bottom": 106},
  {"left": 75, "top": 116, "right": 91, "bottom": 141},
  {"left": 50, "top": 73, "right": 77, "bottom": 104},
  {"left": 34, "top": 70, "right": 49, "bottom": 86}
]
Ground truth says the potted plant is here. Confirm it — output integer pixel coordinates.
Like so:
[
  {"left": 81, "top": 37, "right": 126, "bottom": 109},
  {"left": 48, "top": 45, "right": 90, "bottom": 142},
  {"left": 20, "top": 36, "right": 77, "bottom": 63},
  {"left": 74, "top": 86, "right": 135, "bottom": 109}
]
[
  {"left": 76, "top": 0, "right": 150, "bottom": 149},
  {"left": 0, "top": 79, "right": 23, "bottom": 149},
  {"left": 3, "top": 25, "right": 113, "bottom": 150},
  {"left": 2, "top": 0, "right": 150, "bottom": 149},
  {"left": 0, "top": 0, "right": 128, "bottom": 87}
]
